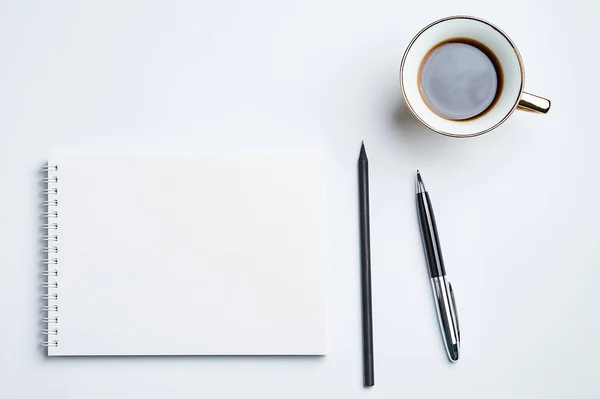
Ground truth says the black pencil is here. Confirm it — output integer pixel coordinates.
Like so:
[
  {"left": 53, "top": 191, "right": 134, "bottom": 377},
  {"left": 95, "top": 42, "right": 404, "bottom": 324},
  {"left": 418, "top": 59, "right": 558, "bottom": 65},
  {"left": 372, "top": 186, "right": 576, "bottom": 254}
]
[{"left": 358, "top": 141, "right": 374, "bottom": 387}]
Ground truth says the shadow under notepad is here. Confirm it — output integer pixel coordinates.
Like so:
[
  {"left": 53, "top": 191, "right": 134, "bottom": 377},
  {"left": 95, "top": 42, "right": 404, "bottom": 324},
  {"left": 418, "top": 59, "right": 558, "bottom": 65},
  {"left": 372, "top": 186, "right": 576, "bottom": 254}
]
[{"left": 42, "top": 354, "right": 326, "bottom": 363}]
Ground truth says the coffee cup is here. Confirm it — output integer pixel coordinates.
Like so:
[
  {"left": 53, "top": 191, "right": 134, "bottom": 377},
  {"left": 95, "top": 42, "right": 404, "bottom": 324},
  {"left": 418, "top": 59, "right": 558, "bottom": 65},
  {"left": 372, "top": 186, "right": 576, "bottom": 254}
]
[{"left": 400, "top": 16, "right": 550, "bottom": 137}]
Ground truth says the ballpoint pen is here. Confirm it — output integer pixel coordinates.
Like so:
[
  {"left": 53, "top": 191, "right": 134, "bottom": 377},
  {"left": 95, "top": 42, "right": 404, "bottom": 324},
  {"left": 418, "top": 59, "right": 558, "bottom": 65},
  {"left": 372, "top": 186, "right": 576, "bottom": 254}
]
[{"left": 416, "top": 171, "right": 461, "bottom": 362}]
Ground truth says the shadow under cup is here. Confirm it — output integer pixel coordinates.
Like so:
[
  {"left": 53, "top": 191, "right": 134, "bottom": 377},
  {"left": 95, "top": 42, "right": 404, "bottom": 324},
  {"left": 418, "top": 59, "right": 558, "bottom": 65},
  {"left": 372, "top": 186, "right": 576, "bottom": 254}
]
[{"left": 400, "top": 16, "right": 548, "bottom": 138}]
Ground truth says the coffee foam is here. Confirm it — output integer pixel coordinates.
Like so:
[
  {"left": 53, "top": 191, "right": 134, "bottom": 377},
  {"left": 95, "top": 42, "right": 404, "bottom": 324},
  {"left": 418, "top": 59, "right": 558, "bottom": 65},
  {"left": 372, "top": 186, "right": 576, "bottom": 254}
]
[{"left": 419, "top": 42, "right": 498, "bottom": 120}]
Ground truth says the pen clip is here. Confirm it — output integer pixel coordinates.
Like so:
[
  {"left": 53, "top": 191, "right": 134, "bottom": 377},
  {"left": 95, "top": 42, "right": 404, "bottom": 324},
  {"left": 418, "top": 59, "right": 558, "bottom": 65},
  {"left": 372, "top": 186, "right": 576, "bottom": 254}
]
[{"left": 448, "top": 282, "right": 460, "bottom": 343}]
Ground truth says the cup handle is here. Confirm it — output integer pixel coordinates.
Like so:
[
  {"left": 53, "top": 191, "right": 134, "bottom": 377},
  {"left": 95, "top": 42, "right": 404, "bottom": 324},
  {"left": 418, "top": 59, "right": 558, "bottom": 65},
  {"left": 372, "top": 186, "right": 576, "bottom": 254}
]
[{"left": 517, "top": 92, "right": 551, "bottom": 114}]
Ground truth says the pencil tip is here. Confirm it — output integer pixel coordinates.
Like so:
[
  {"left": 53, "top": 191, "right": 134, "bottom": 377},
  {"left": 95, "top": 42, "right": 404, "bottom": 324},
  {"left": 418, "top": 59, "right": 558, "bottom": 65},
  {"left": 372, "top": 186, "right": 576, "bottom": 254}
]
[{"left": 359, "top": 141, "right": 367, "bottom": 161}]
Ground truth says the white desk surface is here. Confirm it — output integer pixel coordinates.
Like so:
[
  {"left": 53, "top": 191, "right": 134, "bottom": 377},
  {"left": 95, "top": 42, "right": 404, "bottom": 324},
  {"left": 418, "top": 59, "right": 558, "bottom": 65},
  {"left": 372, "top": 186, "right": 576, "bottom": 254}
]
[{"left": 1, "top": 1, "right": 598, "bottom": 398}]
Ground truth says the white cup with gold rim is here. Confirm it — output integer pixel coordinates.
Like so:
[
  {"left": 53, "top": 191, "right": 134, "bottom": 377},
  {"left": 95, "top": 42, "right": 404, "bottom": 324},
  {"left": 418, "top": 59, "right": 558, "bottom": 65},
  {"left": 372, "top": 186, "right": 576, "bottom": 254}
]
[{"left": 400, "top": 16, "right": 550, "bottom": 138}]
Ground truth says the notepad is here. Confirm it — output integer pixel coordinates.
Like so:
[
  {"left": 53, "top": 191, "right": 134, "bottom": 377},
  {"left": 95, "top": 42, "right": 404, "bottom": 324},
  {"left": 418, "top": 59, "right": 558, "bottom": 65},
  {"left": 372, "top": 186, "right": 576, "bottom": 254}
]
[{"left": 41, "top": 155, "right": 328, "bottom": 356}]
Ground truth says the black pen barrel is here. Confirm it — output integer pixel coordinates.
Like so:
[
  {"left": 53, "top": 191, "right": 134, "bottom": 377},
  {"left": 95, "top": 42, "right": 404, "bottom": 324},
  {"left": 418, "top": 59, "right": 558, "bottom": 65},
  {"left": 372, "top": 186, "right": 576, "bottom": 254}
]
[{"left": 417, "top": 192, "right": 446, "bottom": 278}]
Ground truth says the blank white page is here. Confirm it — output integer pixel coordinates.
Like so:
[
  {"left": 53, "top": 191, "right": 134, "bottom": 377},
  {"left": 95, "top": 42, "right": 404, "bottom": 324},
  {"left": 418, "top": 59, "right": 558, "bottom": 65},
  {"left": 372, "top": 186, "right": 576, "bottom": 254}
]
[{"left": 45, "top": 155, "right": 328, "bottom": 356}]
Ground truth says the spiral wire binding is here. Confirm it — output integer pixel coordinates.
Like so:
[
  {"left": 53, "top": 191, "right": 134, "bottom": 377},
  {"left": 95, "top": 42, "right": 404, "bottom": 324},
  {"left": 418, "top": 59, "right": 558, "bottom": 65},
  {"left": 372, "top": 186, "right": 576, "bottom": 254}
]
[{"left": 42, "top": 164, "right": 59, "bottom": 349}]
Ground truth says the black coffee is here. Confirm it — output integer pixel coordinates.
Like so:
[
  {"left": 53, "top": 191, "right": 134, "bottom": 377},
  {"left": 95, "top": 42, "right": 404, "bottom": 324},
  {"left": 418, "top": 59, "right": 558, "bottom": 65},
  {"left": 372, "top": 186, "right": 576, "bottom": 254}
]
[{"left": 418, "top": 38, "right": 503, "bottom": 120}]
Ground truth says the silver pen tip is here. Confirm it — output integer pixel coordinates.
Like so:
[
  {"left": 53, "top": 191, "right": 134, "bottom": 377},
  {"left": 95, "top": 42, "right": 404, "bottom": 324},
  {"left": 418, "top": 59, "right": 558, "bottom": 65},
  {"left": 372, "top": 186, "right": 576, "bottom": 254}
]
[
  {"left": 448, "top": 344, "right": 460, "bottom": 362},
  {"left": 416, "top": 170, "right": 426, "bottom": 193}
]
